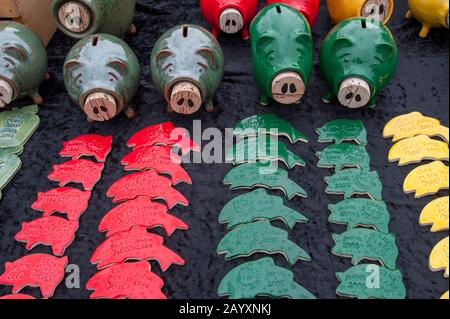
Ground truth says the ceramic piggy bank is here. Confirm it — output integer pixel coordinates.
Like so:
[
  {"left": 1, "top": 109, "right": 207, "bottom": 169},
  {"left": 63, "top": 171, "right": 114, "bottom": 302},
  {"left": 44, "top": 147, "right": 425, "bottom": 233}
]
[
  {"left": 151, "top": 25, "right": 224, "bottom": 114},
  {"left": 64, "top": 34, "right": 140, "bottom": 121},
  {"left": 320, "top": 18, "right": 398, "bottom": 109},
  {"left": 200, "top": 0, "right": 258, "bottom": 40},
  {"left": 326, "top": 0, "right": 394, "bottom": 25},
  {"left": 0, "top": 22, "right": 48, "bottom": 109},
  {"left": 406, "top": 0, "right": 449, "bottom": 37},
  {"left": 250, "top": 3, "right": 313, "bottom": 106},
  {"left": 51, "top": 0, "right": 136, "bottom": 39},
  {"left": 266, "top": 0, "right": 320, "bottom": 26}
]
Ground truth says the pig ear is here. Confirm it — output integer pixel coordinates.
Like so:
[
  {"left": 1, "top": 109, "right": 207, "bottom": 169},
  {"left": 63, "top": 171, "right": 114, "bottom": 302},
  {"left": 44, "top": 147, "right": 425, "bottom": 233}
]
[
  {"left": 376, "top": 43, "right": 395, "bottom": 58},
  {"left": 196, "top": 48, "right": 217, "bottom": 69},
  {"left": 154, "top": 49, "right": 173, "bottom": 64},
  {"left": 64, "top": 59, "right": 82, "bottom": 70},
  {"left": 107, "top": 59, "right": 128, "bottom": 76},
  {"left": 3, "top": 44, "right": 27, "bottom": 61},
  {"left": 333, "top": 38, "right": 354, "bottom": 50}
]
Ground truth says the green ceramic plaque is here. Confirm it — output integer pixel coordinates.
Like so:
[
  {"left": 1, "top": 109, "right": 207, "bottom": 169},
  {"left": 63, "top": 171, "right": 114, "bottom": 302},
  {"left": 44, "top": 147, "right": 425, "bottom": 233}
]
[
  {"left": 332, "top": 228, "right": 399, "bottom": 270},
  {"left": 217, "top": 220, "right": 311, "bottom": 265},
  {"left": 223, "top": 162, "right": 307, "bottom": 199},
  {"left": 234, "top": 114, "right": 308, "bottom": 144},
  {"left": 325, "top": 169, "right": 383, "bottom": 201},
  {"left": 218, "top": 258, "right": 316, "bottom": 299},
  {"left": 0, "top": 146, "right": 23, "bottom": 199},
  {"left": 317, "top": 143, "right": 371, "bottom": 171},
  {"left": 0, "top": 105, "right": 40, "bottom": 149},
  {"left": 317, "top": 119, "right": 367, "bottom": 145},
  {"left": 336, "top": 264, "right": 406, "bottom": 299},
  {"left": 328, "top": 199, "right": 390, "bottom": 233},
  {"left": 227, "top": 136, "right": 305, "bottom": 169},
  {"left": 219, "top": 189, "right": 308, "bottom": 229}
]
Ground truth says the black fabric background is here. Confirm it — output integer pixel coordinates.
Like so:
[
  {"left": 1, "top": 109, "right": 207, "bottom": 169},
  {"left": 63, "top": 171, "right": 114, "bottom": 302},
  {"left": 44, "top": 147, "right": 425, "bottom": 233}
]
[{"left": 0, "top": 0, "right": 449, "bottom": 299}]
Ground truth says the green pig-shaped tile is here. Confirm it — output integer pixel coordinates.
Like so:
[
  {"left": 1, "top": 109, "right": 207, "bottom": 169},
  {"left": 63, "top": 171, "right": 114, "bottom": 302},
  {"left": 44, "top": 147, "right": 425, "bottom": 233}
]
[
  {"left": 63, "top": 34, "right": 141, "bottom": 122},
  {"left": 151, "top": 24, "right": 224, "bottom": 115},
  {"left": 51, "top": 0, "right": 136, "bottom": 39},
  {"left": 250, "top": 3, "right": 313, "bottom": 106},
  {"left": 0, "top": 22, "right": 48, "bottom": 109},
  {"left": 320, "top": 17, "right": 398, "bottom": 109}
]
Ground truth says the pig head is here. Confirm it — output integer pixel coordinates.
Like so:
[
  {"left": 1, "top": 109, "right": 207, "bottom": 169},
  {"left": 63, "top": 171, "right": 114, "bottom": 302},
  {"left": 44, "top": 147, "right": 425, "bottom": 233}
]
[
  {"left": 63, "top": 34, "right": 140, "bottom": 120},
  {"left": 0, "top": 22, "right": 48, "bottom": 107},
  {"left": 320, "top": 18, "right": 398, "bottom": 107},
  {"left": 250, "top": 4, "right": 313, "bottom": 104},
  {"left": 151, "top": 25, "right": 224, "bottom": 110}
]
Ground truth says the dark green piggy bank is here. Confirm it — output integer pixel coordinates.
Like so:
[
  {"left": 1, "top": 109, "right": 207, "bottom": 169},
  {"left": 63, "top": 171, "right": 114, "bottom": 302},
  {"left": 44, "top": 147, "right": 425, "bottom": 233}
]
[
  {"left": 250, "top": 3, "right": 313, "bottom": 106},
  {"left": 151, "top": 24, "right": 224, "bottom": 115},
  {"left": 0, "top": 22, "right": 48, "bottom": 109},
  {"left": 320, "top": 18, "right": 398, "bottom": 109},
  {"left": 64, "top": 34, "right": 141, "bottom": 122},
  {"left": 51, "top": 0, "right": 136, "bottom": 39}
]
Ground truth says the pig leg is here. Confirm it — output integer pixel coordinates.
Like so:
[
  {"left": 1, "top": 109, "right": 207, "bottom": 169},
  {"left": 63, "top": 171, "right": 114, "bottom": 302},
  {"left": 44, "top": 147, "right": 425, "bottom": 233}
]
[
  {"left": 128, "top": 24, "right": 137, "bottom": 35},
  {"left": 124, "top": 106, "right": 137, "bottom": 119},
  {"left": 205, "top": 100, "right": 214, "bottom": 113},
  {"left": 405, "top": 10, "right": 413, "bottom": 19},
  {"left": 29, "top": 88, "right": 43, "bottom": 105},
  {"left": 419, "top": 24, "right": 431, "bottom": 38},
  {"left": 260, "top": 94, "right": 270, "bottom": 106},
  {"left": 242, "top": 28, "right": 250, "bottom": 41},
  {"left": 322, "top": 91, "right": 335, "bottom": 104}
]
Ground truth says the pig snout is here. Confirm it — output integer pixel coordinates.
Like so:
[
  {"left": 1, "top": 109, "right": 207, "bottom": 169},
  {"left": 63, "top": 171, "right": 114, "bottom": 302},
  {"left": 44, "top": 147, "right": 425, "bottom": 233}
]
[
  {"left": 57, "top": 1, "right": 91, "bottom": 34},
  {"left": 169, "top": 81, "right": 202, "bottom": 114},
  {"left": 271, "top": 72, "right": 305, "bottom": 104},
  {"left": 0, "top": 79, "right": 14, "bottom": 108},
  {"left": 361, "top": 0, "right": 392, "bottom": 23},
  {"left": 338, "top": 77, "right": 371, "bottom": 109},
  {"left": 83, "top": 91, "right": 119, "bottom": 122},
  {"left": 219, "top": 8, "right": 244, "bottom": 34}
]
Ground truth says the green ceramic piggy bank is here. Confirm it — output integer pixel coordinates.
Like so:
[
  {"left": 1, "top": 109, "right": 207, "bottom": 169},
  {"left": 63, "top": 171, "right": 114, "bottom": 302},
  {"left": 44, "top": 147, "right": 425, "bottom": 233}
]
[
  {"left": 250, "top": 3, "right": 313, "bottom": 106},
  {"left": 151, "top": 24, "right": 224, "bottom": 115},
  {"left": 320, "top": 18, "right": 398, "bottom": 109},
  {"left": 51, "top": 0, "right": 136, "bottom": 39},
  {"left": 0, "top": 22, "right": 48, "bottom": 109},
  {"left": 63, "top": 34, "right": 141, "bottom": 122}
]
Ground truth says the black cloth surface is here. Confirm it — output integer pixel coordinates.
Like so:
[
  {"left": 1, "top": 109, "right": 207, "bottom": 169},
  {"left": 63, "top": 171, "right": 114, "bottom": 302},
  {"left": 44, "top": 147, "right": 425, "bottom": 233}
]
[{"left": 0, "top": 0, "right": 449, "bottom": 299}]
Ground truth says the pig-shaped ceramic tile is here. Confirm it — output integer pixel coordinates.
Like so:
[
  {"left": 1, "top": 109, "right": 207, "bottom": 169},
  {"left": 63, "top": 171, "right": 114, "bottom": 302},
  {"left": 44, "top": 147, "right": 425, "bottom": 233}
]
[
  {"left": 0, "top": 22, "right": 48, "bottom": 109},
  {"left": 51, "top": 0, "right": 137, "bottom": 39},
  {"left": 406, "top": 0, "right": 449, "bottom": 37},
  {"left": 200, "top": 0, "right": 258, "bottom": 40},
  {"left": 327, "top": 0, "right": 394, "bottom": 25},
  {"left": 151, "top": 25, "right": 224, "bottom": 115},
  {"left": 266, "top": 0, "right": 320, "bottom": 26},
  {"left": 320, "top": 18, "right": 398, "bottom": 109},
  {"left": 250, "top": 3, "right": 313, "bottom": 106},
  {"left": 63, "top": 34, "right": 141, "bottom": 121}
]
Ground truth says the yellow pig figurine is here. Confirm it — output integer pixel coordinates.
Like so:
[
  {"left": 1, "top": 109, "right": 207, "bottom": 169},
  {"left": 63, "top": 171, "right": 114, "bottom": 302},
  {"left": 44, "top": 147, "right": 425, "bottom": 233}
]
[{"left": 406, "top": 0, "right": 449, "bottom": 37}]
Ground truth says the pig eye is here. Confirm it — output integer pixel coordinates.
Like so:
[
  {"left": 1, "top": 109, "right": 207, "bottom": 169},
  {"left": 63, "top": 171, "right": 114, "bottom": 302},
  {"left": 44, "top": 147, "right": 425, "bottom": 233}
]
[
  {"left": 265, "top": 50, "right": 275, "bottom": 60},
  {"left": 75, "top": 73, "right": 83, "bottom": 84},
  {"left": 3, "top": 57, "right": 15, "bottom": 68},
  {"left": 197, "top": 62, "right": 207, "bottom": 72},
  {"left": 163, "top": 63, "right": 174, "bottom": 73},
  {"left": 108, "top": 72, "right": 119, "bottom": 81}
]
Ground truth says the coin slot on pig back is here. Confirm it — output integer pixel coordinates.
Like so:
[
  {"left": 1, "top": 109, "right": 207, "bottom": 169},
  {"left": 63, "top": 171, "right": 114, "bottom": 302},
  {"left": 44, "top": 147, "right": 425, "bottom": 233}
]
[
  {"left": 276, "top": 5, "right": 281, "bottom": 14},
  {"left": 183, "top": 26, "right": 189, "bottom": 38},
  {"left": 92, "top": 35, "right": 99, "bottom": 46},
  {"left": 362, "top": 19, "right": 367, "bottom": 29}
]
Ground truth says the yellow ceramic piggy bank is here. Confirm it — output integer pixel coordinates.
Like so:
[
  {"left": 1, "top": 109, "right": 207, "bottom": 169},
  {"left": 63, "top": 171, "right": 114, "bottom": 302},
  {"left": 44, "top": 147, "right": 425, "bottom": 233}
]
[
  {"left": 406, "top": 0, "right": 449, "bottom": 37},
  {"left": 326, "top": 0, "right": 394, "bottom": 24}
]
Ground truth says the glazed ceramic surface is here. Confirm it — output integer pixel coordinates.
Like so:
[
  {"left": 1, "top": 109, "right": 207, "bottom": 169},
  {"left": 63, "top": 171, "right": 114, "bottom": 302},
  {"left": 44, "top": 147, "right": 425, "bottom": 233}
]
[
  {"left": 250, "top": 3, "right": 313, "bottom": 105},
  {"left": 266, "top": 0, "right": 320, "bottom": 26},
  {"left": 51, "top": 0, "right": 136, "bottom": 39},
  {"left": 326, "top": 0, "right": 394, "bottom": 24},
  {"left": 150, "top": 24, "right": 224, "bottom": 113},
  {"left": 406, "top": 0, "right": 449, "bottom": 37},
  {"left": 320, "top": 18, "right": 398, "bottom": 108},
  {"left": 0, "top": 22, "right": 48, "bottom": 107},
  {"left": 63, "top": 33, "right": 140, "bottom": 121}
]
